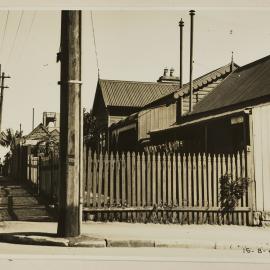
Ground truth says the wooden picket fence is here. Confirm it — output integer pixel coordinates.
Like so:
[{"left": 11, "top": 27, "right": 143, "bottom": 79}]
[
  {"left": 19, "top": 147, "right": 252, "bottom": 225},
  {"left": 83, "top": 150, "right": 251, "bottom": 225},
  {"left": 27, "top": 154, "right": 60, "bottom": 203}
]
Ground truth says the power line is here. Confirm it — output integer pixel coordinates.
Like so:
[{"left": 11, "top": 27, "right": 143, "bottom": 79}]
[
  {"left": 90, "top": 11, "right": 100, "bottom": 78},
  {"left": 26, "top": 11, "right": 36, "bottom": 42},
  {"left": 6, "top": 11, "right": 24, "bottom": 67},
  {"left": 0, "top": 11, "right": 10, "bottom": 59},
  {"left": 18, "top": 11, "right": 36, "bottom": 61}
]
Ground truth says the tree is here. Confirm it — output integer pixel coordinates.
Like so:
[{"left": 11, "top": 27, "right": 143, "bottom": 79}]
[
  {"left": 83, "top": 108, "right": 97, "bottom": 149},
  {"left": 0, "top": 128, "right": 22, "bottom": 150},
  {"left": 0, "top": 128, "right": 22, "bottom": 176}
]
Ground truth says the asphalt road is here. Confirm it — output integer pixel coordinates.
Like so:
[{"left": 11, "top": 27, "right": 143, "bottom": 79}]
[{"left": 0, "top": 243, "right": 270, "bottom": 270}]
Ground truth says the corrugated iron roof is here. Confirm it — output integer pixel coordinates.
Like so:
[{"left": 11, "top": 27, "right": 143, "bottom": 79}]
[
  {"left": 109, "top": 62, "right": 237, "bottom": 130},
  {"left": 190, "top": 55, "right": 270, "bottom": 115},
  {"left": 99, "top": 79, "right": 179, "bottom": 108},
  {"left": 174, "top": 62, "right": 238, "bottom": 98}
]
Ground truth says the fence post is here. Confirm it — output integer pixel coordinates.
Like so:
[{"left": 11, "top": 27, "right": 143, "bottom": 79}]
[
  {"left": 241, "top": 150, "right": 247, "bottom": 225},
  {"left": 83, "top": 145, "right": 87, "bottom": 205},
  {"left": 50, "top": 152, "right": 54, "bottom": 203},
  {"left": 162, "top": 153, "right": 167, "bottom": 205},
  {"left": 28, "top": 154, "right": 31, "bottom": 184},
  {"left": 121, "top": 152, "right": 126, "bottom": 206},
  {"left": 152, "top": 152, "right": 156, "bottom": 205},
  {"left": 246, "top": 112, "right": 256, "bottom": 226},
  {"left": 110, "top": 152, "right": 115, "bottom": 206},
  {"left": 93, "top": 152, "right": 97, "bottom": 208},
  {"left": 86, "top": 149, "right": 92, "bottom": 207},
  {"left": 98, "top": 152, "right": 103, "bottom": 208},
  {"left": 197, "top": 153, "right": 202, "bottom": 223},
  {"left": 146, "top": 152, "right": 151, "bottom": 206},
  {"left": 157, "top": 152, "right": 161, "bottom": 206},
  {"left": 247, "top": 146, "right": 256, "bottom": 225},
  {"left": 131, "top": 152, "right": 136, "bottom": 207},
  {"left": 137, "top": 152, "right": 141, "bottom": 207},
  {"left": 127, "top": 152, "right": 131, "bottom": 207},
  {"left": 115, "top": 152, "right": 120, "bottom": 206},
  {"left": 177, "top": 153, "right": 182, "bottom": 207},
  {"left": 38, "top": 156, "right": 41, "bottom": 195},
  {"left": 104, "top": 152, "right": 109, "bottom": 206}
]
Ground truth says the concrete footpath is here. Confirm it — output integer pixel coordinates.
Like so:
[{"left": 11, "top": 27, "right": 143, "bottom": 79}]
[{"left": 0, "top": 221, "right": 270, "bottom": 250}]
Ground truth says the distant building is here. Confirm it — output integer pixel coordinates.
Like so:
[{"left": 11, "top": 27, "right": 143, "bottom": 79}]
[
  {"left": 23, "top": 123, "right": 50, "bottom": 146},
  {"left": 43, "top": 112, "right": 60, "bottom": 132},
  {"left": 22, "top": 112, "right": 60, "bottom": 156}
]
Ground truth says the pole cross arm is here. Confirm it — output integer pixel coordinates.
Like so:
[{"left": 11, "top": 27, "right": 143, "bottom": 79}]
[{"left": 0, "top": 75, "right": 11, "bottom": 79}]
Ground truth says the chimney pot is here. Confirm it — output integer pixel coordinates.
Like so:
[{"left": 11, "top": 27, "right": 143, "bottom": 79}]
[
  {"left": 163, "top": 67, "right": 168, "bottom": 76},
  {"left": 170, "top": 67, "right": 175, "bottom": 77}
]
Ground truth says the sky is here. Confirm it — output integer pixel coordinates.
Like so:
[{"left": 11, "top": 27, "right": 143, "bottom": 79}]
[{"left": 0, "top": 7, "right": 270, "bottom": 157}]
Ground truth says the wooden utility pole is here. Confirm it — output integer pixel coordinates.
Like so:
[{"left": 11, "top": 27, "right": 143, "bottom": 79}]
[
  {"left": 57, "top": 10, "right": 82, "bottom": 237},
  {"left": 0, "top": 70, "right": 10, "bottom": 132}
]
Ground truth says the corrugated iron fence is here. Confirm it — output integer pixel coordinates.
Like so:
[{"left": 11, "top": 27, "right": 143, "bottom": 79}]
[{"left": 11, "top": 145, "right": 253, "bottom": 225}]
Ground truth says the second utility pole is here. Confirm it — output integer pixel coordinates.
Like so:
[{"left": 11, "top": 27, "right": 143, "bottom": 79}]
[
  {"left": 0, "top": 68, "right": 10, "bottom": 132},
  {"left": 57, "top": 10, "right": 82, "bottom": 237}
]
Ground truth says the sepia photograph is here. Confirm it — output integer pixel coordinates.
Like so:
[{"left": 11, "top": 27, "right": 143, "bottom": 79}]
[{"left": 0, "top": 0, "right": 270, "bottom": 269}]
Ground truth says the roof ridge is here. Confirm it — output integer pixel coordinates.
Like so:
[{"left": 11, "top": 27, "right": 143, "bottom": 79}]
[
  {"left": 98, "top": 62, "right": 237, "bottom": 87},
  {"left": 236, "top": 54, "right": 270, "bottom": 72},
  {"left": 24, "top": 123, "right": 50, "bottom": 139},
  {"left": 188, "top": 54, "right": 270, "bottom": 117},
  {"left": 99, "top": 78, "right": 178, "bottom": 86}
]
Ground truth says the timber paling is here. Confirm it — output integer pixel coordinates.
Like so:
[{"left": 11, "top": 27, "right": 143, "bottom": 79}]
[
  {"left": 22, "top": 148, "right": 251, "bottom": 225},
  {"left": 82, "top": 150, "right": 250, "bottom": 225}
]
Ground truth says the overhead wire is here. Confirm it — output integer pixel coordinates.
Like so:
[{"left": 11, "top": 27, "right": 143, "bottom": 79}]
[
  {"left": 18, "top": 11, "right": 36, "bottom": 61},
  {"left": 90, "top": 11, "right": 100, "bottom": 78},
  {"left": 6, "top": 11, "right": 24, "bottom": 67},
  {"left": 0, "top": 11, "right": 10, "bottom": 60}
]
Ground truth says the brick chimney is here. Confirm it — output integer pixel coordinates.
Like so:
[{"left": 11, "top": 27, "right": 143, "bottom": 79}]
[
  {"left": 170, "top": 67, "right": 175, "bottom": 76},
  {"left": 163, "top": 67, "right": 168, "bottom": 76},
  {"left": 157, "top": 67, "right": 179, "bottom": 84}
]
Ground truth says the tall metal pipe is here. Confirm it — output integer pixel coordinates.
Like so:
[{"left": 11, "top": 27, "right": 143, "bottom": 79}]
[
  {"left": 189, "top": 10, "right": 195, "bottom": 112},
  {"left": 32, "top": 108, "right": 35, "bottom": 130},
  {"left": 179, "top": 19, "right": 184, "bottom": 88}
]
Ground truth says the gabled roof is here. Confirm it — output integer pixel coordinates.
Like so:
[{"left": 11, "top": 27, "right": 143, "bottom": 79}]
[
  {"left": 98, "top": 79, "right": 179, "bottom": 108},
  {"left": 144, "top": 62, "right": 238, "bottom": 108},
  {"left": 174, "top": 62, "right": 239, "bottom": 98},
  {"left": 24, "top": 123, "right": 50, "bottom": 141},
  {"left": 190, "top": 55, "right": 270, "bottom": 116},
  {"left": 110, "top": 62, "right": 238, "bottom": 131}
]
